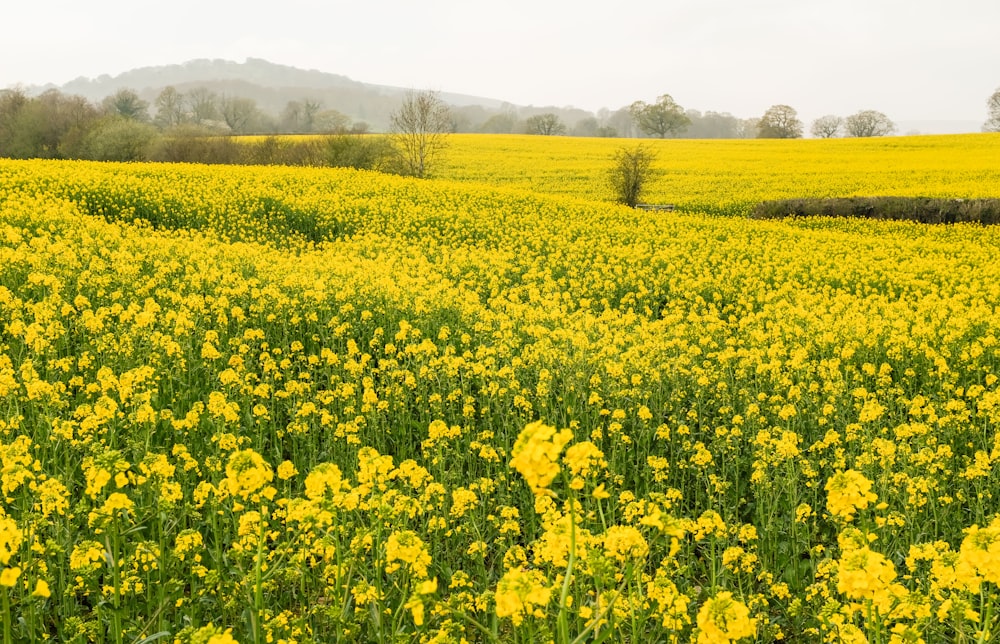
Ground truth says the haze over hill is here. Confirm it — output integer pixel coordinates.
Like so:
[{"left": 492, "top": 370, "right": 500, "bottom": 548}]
[
  {"left": 26, "top": 58, "right": 584, "bottom": 134},
  {"left": 16, "top": 57, "right": 987, "bottom": 136}
]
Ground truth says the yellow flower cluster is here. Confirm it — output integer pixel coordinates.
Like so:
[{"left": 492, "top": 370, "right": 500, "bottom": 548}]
[{"left": 825, "top": 469, "right": 878, "bottom": 521}]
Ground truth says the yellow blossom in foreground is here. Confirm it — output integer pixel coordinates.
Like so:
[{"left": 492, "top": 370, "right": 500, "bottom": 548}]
[
  {"left": 221, "top": 449, "right": 274, "bottom": 499},
  {"left": 826, "top": 469, "right": 877, "bottom": 521},
  {"left": 0, "top": 516, "right": 21, "bottom": 566},
  {"left": 32, "top": 579, "right": 51, "bottom": 598},
  {"left": 495, "top": 567, "right": 553, "bottom": 625},
  {"left": 696, "top": 591, "right": 757, "bottom": 643},
  {"left": 0, "top": 566, "right": 21, "bottom": 587},
  {"left": 837, "top": 541, "right": 905, "bottom": 614},
  {"left": 958, "top": 516, "right": 1000, "bottom": 586},
  {"left": 510, "top": 420, "right": 574, "bottom": 495},
  {"left": 385, "top": 530, "right": 432, "bottom": 578},
  {"left": 602, "top": 525, "right": 649, "bottom": 564}
]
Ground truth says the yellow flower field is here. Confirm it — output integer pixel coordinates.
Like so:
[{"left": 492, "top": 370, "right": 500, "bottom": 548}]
[
  {"left": 439, "top": 133, "right": 1000, "bottom": 214},
  {"left": 1, "top": 134, "right": 1000, "bottom": 643}
]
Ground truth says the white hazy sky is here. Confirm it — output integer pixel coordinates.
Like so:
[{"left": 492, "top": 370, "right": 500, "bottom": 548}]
[{"left": 2, "top": 0, "right": 998, "bottom": 125}]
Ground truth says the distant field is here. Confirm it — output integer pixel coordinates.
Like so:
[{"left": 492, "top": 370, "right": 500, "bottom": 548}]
[
  {"left": 1, "top": 135, "right": 1000, "bottom": 643},
  {"left": 439, "top": 133, "right": 1000, "bottom": 214}
]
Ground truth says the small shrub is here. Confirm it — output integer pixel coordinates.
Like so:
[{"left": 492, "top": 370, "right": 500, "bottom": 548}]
[{"left": 608, "top": 144, "right": 657, "bottom": 208}]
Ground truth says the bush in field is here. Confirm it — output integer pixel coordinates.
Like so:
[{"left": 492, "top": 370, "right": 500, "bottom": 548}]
[
  {"left": 81, "top": 116, "right": 159, "bottom": 161},
  {"left": 150, "top": 125, "right": 242, "bottom": 164},
  {"left": 321, "top": 134, "right": 396, "bottom": 170},
  {"left": 608, "top": 143, "right": 657, "bottom": 207}
]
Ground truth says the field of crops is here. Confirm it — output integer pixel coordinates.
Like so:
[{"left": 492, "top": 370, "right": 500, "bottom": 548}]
[
  {"left": 440, "top": 133, "right": 1000, "bottom": 214},
  {"left": 1, "top": 133, "right": 1000, "bottom": 643}
]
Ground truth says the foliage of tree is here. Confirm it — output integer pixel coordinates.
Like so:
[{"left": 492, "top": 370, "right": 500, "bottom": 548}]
[
  {"left": 684, "top": 110, "right": 742, "bottom": 138},
  {"left": 389, "top": 90, "right": 452, "bottom": 178},
  {"left": 101, "top": 88, "right": 150, "bottom": 121},
  {"left": 844, "top": 110, "right": 895, "bottom": 137},
  {"left": 281, "top": 99, "right": 324, "bottom": 133},
  {"left": 314, "top": 109, "right": 350, "bottom": 133},
  {"left": 757, "top": 105, "right": 803, "bottom": 139},
  {"left": 82, "top": 116, "right": 158, "bottom": 161},
  {"left": 608, "top": 144, "right": 657, "bottom": 208},
  {"left": 629, "top": 95, "right": 691, "bottom": 138},
  {"left": 479, "top": 112, "right": 516, "bottom": 134},
  {"left": 983, "top": 87, "right": 1000, "bottom": 132},
  {"left": 321, "top": 133, "right": 396, "bottom": 170},
  {"left": 811, "top": 115, "right": 843, "bottom": 138},
  {"left": 525, "top": 113, "right": 566, "bottom": 136},
  {"left": 0, "top": 88, "right": 99, "bottom": 158}
]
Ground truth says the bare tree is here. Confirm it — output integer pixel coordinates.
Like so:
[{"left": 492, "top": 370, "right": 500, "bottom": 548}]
[
  {"left": 983, "top": 87, "right": 1000, "bottom": 132},
  {"left": 736, "top": 118, "right": 759, "bottom": 139},
  {"left": 186, "top": 87, "right": 218, "bottom": 125},
  {"left": 220, "top": 95, "right": 259, "bottom": 134},
  {"left": 154, "top": 86, "right": 187, "bottom": 128},
  {"left": 811, "top": 115, "right": 843, "bottom": 138},
  {"left": 629, "top": 94, "right": 691, "bottom": 138},
  {"left": 757, "top": 105, "right": 803, "bottom": 138},
  {"left": 301, "top": 99, "right": 323, "bottom": 133},
  {"left": 844, "top": 110, "right": 895, "bottom": 137},
  {"left": 389, "top": 90, "right": 452, "bottom": 178},
  {"left": 525, "top": 113, "right": 566, "bottom": 135},
  {"left": 608, "top": 144, "right": 657, "bottom": 207},
  {"left": 281, "top": 100, "right": 304, "bottom": 132}
]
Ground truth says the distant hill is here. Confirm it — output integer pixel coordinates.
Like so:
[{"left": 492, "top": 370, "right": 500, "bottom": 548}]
[
  {"left": 31, "top": 58, "right": 515, "bottom": 131},
  {"left": 26, "top": 58, "right": 981, "bottom": 136}
]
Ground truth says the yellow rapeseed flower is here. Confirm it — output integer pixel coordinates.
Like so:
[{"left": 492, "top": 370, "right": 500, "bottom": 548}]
[
  {"left": 696, "top": 591, "right": 757, "bottom": 643},
  {"left": 510, "top": 420, "right": 574, "bottom": 495}
]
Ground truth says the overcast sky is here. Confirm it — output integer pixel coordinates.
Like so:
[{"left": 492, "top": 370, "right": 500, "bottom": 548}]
[{"left": 2, "top": 0, "right": 998, "bottom": 125}]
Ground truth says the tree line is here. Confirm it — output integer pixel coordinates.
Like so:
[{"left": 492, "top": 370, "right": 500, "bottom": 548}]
[{"left": 3, "top": 82, "right": 998, "bottom": 166}]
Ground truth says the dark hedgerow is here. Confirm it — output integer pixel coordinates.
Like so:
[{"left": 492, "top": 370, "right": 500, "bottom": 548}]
[{"left": 750, "top": 197, "right": 1000, "bottom": 225}]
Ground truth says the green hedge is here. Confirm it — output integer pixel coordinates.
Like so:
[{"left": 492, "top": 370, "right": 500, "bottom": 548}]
[{"left": 750, "top": 197, "right": 1000, "bottom": 224}]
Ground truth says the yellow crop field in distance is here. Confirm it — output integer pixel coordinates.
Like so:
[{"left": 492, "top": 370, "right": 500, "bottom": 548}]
[{"left": 439, "top": 133, "right": 1000, "bottom": 214}]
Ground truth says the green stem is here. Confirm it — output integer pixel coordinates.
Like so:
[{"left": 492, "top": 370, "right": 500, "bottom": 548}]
[
  {"left": 977, "top": 589, "right": 994, "bottom": 644},
  {"left": 252, "top": 507, "right": 268, "bottom": 644},
  {"left": 557, "top": 495, "right": 577, "bottom": 644},
  {"left": 3, "top": 589, "right": 12, "bottom": 644}
]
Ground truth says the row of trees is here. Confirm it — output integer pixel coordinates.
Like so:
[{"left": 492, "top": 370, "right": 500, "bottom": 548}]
[
  {"left": 0, "top": 85, "right": 445, "bottom": 177},
  {"left": 525, "top": 97, "right": 900, "bottom": 140},
  {"left": 752, "top": 105, "right": 897, "bottom": 139}
]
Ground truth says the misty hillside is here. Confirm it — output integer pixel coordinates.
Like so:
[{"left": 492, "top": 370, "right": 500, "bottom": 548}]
[
  {"left": 36, "top": 58, "right": 520, "bottom": 131},
  {"left": 21, "top": 58, "right": 982, "bottom": 135}
]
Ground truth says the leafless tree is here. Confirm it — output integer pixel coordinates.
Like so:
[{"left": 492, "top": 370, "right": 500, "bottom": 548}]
[
  {"left": 220, "top": 95, "right": 259, "bottom": 134},
  {"left": 984, "top": 87, "right": 1000, "bottom": 132},
  {"left": 186, "top": 87, "right": 218, "bottom": 125},
  {"left": 389, "top": 90, "right": 452, "bottom": 178},
  {"left": 811, "top": 115, "right": 843, "bottom": 138},
  {"left": 154, "top": 86, "right": 187, "bottom": 128},
  {"left": 844, "top": 110, "right": 895, "bottom": 137}
]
